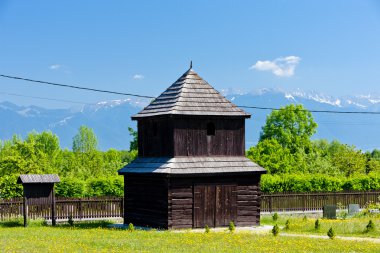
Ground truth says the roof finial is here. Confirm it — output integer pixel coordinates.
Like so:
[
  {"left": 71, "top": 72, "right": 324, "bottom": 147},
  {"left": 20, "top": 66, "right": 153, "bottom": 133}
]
[{"left": 190, "top": 60, "right": 192, "bottom": 69}]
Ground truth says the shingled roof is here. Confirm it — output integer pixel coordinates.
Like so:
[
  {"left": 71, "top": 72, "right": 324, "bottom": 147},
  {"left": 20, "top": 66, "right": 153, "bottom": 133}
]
[
  {"left": 118, "top": 156, "right": 265, "bottom": 175},
  {"left": 132, "top": 68, "right": 250, "bottom": 119},
  {"left": 17, "top": 174, "right": 60, "bottom": 184}
]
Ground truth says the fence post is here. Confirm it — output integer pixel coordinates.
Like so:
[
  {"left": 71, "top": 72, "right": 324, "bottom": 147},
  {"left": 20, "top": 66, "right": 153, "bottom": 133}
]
[
  {"left": 51, "top": 188, "right": 56, "bottom": 226},
  {"left": 269, "top": 195, "right": 273, "bottom": 213},
  {"left": 303, "top": 194, "right": 306, "bottom": 212},
  {"left": 79, "top": 198, "right": 83, "bottom": 220},
  {"left": 23, "top": 196, "right": 28, "bottom": 227},
  {"left": 120, "top": 197, "right": 124, "bottom": 218}
]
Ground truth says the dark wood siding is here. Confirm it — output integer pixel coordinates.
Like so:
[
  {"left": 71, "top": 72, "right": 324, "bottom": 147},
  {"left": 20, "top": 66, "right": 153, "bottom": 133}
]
[
  {"left": 215, "top": 185, "right": 237, "bottom": 227},
  {"left": 194, "top": 185, "right": 216, "bottom": 228},
  {"left": 124, "top": 175, "right": 169, "bottom": 228},
  {"left": 236, "top": 178, "right": 261, "bottom": 226},
  {"left": 168, "top": 179, "right": 193, "bottom": 229},
  {"left": 138, "top": 118, "right": 174, "bottom": 157},
  {"left": 168, "top": 175, "right": 261, "bottom": 229},
  {"left": 193, "top": 184, "right": 237, "bottom": 228},
  {"left": 173, "top": 118, "right": 245, "bottom": 157}
]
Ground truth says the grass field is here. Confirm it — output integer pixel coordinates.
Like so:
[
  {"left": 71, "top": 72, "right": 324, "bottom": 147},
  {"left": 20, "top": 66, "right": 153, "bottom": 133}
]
[
  {"left": 1, "top": 220, "right": 380, "bottom": 252},
  {"left": 261, "top": 213, "right": 380, "bottom": 238}
]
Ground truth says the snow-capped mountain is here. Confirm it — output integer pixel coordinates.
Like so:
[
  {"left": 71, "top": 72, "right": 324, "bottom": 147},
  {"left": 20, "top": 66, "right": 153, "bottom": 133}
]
[{"left": 0, "top": 89, "right": 379, "bottom": 151}]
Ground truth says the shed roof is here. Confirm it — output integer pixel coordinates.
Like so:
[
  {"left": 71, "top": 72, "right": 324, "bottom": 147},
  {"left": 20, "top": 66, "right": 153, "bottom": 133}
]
[
  {"left": 17, "top": 174, "right": 60, "bottom": 184},
  {"left": 132, "top": 68, "right": 250, "bottom": 119},
  {"left": 118, "top": 156, "right": 265, "bottom": 175}
]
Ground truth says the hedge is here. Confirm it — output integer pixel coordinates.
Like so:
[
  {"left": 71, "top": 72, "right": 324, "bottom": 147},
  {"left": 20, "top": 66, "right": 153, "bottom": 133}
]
[
  {"left": 261, "top": 173, "right": 380, "bottom": 193},
  {"left": 2, "top": 174, "right": 380, "bottom": 199},
  {"left": 55, "top": 176, "right": 124, "bottom": 197}
]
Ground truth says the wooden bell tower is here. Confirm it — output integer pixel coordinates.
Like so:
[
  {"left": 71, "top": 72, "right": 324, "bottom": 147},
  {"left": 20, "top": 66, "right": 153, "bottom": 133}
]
[{"left": 119, "top": 66, "right": 266, "bottom": 229}]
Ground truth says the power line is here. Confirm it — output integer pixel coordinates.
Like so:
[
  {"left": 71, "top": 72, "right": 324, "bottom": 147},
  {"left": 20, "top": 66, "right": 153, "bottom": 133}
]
[
  {"left": 0, "top": 91, "right": 98, "bottom": 105},
  {"left": 238, "top": 106, "right": 380, "bottom": 114},
  {"left": 2, "top": 73, "right": 380, "bottom": 115},
  {"left": 0, "top": 74, "right": 155, "bottom": 99}
]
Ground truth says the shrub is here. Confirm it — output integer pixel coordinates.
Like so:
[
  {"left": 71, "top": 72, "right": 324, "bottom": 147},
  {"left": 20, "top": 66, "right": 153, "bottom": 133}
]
[
  {"left": 272, "top": 224, "right": 280, "bottom": 236},
  {"left": 228, "top": 221, "right": 235, "bottom": 232},
  {"left": 68, "top": 216, "right": 74, "bottom": 226},
  {"left": 128, "top": 223, "right": 135, "bottom": 231},
  {"left": 86, "top": 177, "right": 124, "bottom": 197},
  {"left": 285, "top": 219, "right": 290, "bottom": 230},
  {"left": 0, "top": 175, "right": 23, "bottom": 199},
  {"left": 302, "top": 215, "right": 307, "bottom": 222},
  {"left": 272, "top": 213, "right": 279, "bottom": 221},
  {"left": 327, "top": 227, "right": 336, "bottom": 239},
  {"left": 205, "top": 225, "right": 210, "bottom": 233},
  {"left": 365, "top": 220, "right": 375, "bottom": 233},
  {"left": 315, "top": 219, "right": 321, "bottom": 230},
  {"left": 56, "top": 178, "right": 86, "bottom": 197}
]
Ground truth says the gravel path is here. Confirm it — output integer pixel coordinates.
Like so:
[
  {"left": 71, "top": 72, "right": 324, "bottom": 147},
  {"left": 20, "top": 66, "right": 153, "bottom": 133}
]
[{"left": 189, "top": 226, "right": 380, "bottom": 243}]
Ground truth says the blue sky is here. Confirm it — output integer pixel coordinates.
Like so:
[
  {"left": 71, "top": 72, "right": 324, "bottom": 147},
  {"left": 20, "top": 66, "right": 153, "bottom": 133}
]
[{"left": 1, "top": 0, "right": 380, "bottom": 108}]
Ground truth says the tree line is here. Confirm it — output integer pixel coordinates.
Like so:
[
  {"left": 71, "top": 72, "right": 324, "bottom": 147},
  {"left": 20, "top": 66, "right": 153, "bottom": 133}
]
[
  {"left": 1, "top": 104, "right": 380, "bottom": 198},
  {"left": 247, "top": 104, "right": 380, "bottom": 192},
  {"left": 0, "top": 126, "right": 137, "bottom": 198}
]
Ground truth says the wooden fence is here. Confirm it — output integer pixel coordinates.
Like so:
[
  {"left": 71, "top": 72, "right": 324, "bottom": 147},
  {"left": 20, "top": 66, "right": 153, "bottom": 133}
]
[
  {"left": 261, "top": 191, "right": 380, "bottom": 212},
  {"left": 0, "top": 197, "right": 123, "bottom": 221},
  {"left": 1, "top": 191, "right": 380, "bottom": 220}
]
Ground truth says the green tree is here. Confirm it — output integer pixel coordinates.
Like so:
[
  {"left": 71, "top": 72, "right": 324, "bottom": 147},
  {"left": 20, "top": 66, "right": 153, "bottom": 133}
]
[
  {"left": 247, "top": 139, "right": 296, "bottom": 174},
  {"left": 260, "top": 104, "right": 317, "bottom": 153},
  {"left": 331, "top": 144, "right": 366, "bottom": 177},
  {"left": 72, "top": 126, "right": 98, "bottom": 153},
  {"left": 128, "top": 127, "right": 138, "bottom": 151},
  {"left": 371, "top": 149, "right": 380, "bottom": 162}
]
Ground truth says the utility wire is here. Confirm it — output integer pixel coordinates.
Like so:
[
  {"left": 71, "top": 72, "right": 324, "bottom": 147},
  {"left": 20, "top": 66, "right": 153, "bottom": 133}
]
[
  {"left": 0, "top": 91, "right": 98, "bottom": 105},
  {"left": 0, "top": 74, "right": 155, "bottom": 99},
  {"left": 2, "top": 73, "right": 380, "bottom": 114},
  {"left": 239, "top": 105, "right": 380, "bottom": 114}
]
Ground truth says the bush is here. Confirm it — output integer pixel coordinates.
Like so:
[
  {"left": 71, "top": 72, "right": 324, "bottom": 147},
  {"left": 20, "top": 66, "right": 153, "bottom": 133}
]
[
  {"left": 285, "top": 219, "right": 290, "bottom": 230},
  {"left": 86, "top": 177, "right": 124, "bottom": 197},
  {"left": 205, "top": 225, "right": 210, "bottom": 233},
  {"left": 55, "top": 176, "right": 124, "bottom": 198},
  {"left": 68, "top": 216, "right": 74, "bottom": 226},
  {"left": 56, "top": 178, "right": 86, "bottom": 197},
  {"left": 0, "top": 175, "right": 23, "bottom": 199},
  {"left": 272, "top": 224, "right": 280, "bottom": 236},
  {"left": 365, "top": 220, "right": 375, "bottom": 233},
  {"left": 260, "top": 173, "right": 380, "bottom": 193},
  {"left": 315, "top": 219, "right": 321, "bottom": 230},
  {"left": 228, "top": 221, "right": 235, "bottom": 232},
  {"left": 327, "top": 227, "right": 336, "bottom": 239},
  {"left": 272, "top": 213, "right": 279, "bottom": 221},
  {"left": 128, "top": 223, "right": 135, "bottom": 231}
]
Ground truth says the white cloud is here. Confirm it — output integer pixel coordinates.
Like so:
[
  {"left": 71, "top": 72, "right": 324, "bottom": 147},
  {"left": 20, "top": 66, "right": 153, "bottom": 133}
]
[
  {"left": 133, "top": 74, "right": 144, "bottom": 80},
  {"left": 49, "top": 64, "right": 61, "bottom": 70},
  {"left": 250, "top": 56, "right": 301, "bottom": 77}
]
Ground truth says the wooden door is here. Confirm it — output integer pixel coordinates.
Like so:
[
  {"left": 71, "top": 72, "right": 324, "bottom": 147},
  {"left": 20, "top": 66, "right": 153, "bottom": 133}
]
[
  {"left": 194, "top": 185, "right": 215, "bottom": 228},
  {"left": 215, "top": 185, "right": 237, "bottom": 227},
  {"left": 193, "top": 184, "right": 237, "bottom": 228}
]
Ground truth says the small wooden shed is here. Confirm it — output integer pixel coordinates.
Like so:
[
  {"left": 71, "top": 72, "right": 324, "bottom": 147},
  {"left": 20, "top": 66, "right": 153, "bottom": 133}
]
[
  {"left": 17, "top": 174, "right": 60, "bottom": 226},
  {"left": 119, "top": 67, "right": 266, "bottom": 229}
]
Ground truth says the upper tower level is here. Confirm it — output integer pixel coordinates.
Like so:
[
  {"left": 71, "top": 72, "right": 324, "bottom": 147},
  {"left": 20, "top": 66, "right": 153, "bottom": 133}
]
[{"left": 133, "top": 67, "right": 251, "bottom": 157}]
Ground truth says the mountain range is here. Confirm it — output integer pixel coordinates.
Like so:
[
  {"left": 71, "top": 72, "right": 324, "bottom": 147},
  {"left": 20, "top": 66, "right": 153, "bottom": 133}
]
[{"left": 1, "top": 89, "right": 379, "bottom": 151}]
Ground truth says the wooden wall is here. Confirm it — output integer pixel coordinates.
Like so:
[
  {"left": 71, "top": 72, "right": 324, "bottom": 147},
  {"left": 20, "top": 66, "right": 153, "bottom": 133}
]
[
  {"left": 173, "top": 118, "right": 245, "bottom": 157},
  {"left": 138, "top": 118, "right": 174, "bottom": 157},
  {"left": 123, "top": 175, "right": 169, "bottom": 228},
  {"left": 137, "top": 117, "right": 245, "bottom": 157},
  {"left": 23, "top": 184, "right": 53, "bottom": 205},
  {"left": 168, "top": 174, "right": 262, "bottom": 229},
  {"left": 168, "top": 179, "right": 193, "bottom": 229},
  {"left": 236, "top": 178, "right": 261, "bottom": 227}
]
